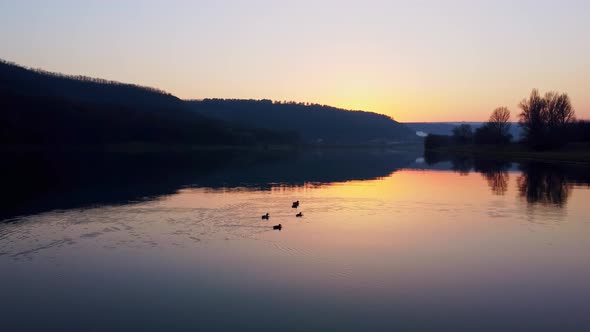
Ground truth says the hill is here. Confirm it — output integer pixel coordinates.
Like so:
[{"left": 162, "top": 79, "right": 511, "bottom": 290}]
[
  {"left": 0, "top": 59, "right": 183, "bottom": 110},
  {"left": 1, "top": 59, "right": 416, "bottom": 146},
  {"left": 188, "top": 99, "right": 417, "bottom": 145},
  {"left": 0, "top": 59, "right": 296, "bottom": 146}
]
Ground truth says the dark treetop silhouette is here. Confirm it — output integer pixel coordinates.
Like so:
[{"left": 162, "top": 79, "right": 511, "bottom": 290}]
[{"left": 422, "top": 89, "right": 590, "bottom": 153}]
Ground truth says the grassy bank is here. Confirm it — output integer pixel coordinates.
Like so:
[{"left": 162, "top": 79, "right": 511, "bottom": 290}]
[{"left": 429, "top": 143, "right": 590, "bottom": 164}]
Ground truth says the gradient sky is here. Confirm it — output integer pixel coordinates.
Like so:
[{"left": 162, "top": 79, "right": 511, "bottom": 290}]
[{"left": 1, "top": 0, "right": 589, "bottom": 121}]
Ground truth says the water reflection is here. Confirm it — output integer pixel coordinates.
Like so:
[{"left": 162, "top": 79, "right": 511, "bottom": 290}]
[
  {"left": 2, "top": 150, "right": 590, "bottom": 331},
  {"left": 424, "top": 151, "right": 590, "bottom": 206},
  {"left": 4, "top": 149, "right": 590, "bottom": 221},
  {"left": 474, "top": 159, "right": 512, "bottom": 196},
  {"left": 517, "top": 163, "right": 570, "bottom": 206},
  {"left": 1, "top": 148, "right": 420, "bottom": 221},
  {"left": 451, "top": 155, "right": 473, "bottom": 175}
]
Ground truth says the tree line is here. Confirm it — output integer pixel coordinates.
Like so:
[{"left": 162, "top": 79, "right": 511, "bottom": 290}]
[
  {"left": 188, "top": 98, "right": 337, "bottom": 108},
  {"left": 0, "top": 60, "right": 298, "bottom": 146},
  {"left": 426, "top": 89, "right": 589, "bottom": 150},
  {"left": 1, "top": 59, "right": 417, "bottom": 147},
  {"left": 0, "top": 58, "right": 172, "bottom": 96},
  {"left": 187, "top": 99, "right": 417, "bottom": 145}
]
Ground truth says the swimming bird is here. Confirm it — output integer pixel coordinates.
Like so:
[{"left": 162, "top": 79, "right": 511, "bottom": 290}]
[
  {"left": 273, "top": 224, "right": 282, "bottom": 230},
  {"left": 261, "top": 213, "right": 270, "bottom": 220},
  {"left": 292, "top": 200, "right": 300, "bottom": 208},
  {"left": 296, "top": 212, "right": 303, "bottom": 217}
]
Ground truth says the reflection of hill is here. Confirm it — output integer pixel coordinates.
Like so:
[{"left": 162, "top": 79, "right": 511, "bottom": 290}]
[
  {"left": 1, "top": 149, "right": 419, "bottom": 221},
  {"left": 192, "top": 149, "right": 419, "bottom": 189}
]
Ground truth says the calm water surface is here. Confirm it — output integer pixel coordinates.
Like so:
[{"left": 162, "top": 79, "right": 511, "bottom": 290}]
[{"left": 1, "top": 150, "right": 589, "bottom": 331}]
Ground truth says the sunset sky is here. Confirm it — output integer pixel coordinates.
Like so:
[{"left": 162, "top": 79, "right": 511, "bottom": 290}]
[{"left": 1, "top": 0, "right": 588, "bottom": 121}]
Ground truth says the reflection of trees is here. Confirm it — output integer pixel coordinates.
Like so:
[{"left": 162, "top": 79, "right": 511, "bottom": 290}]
[
  {"left": 450, "top": 155, "right": 473, "bottom": 175},
  {"left": 517, "top": 163, "right": 570, "bottom": 206},
  {"left": 474, "top": 159, "right": 512, "bottom": 196},
  {"left": 423, "top": 150, "right": 447, "bottom": 165},
  {"left": 484, "top": 172, "right": 509, "bottom": 195},
  {"left": 424, "top": 150, "right": 474, "bottom": 175},
  {"left": 425, "top": 151, "right": 511, "bottom": 192},
  {"left": 424, "top": 151, "right": 590, "bottom": 204}
]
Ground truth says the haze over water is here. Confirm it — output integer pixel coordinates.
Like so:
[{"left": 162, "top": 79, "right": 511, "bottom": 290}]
[{"left": 1, "top": 150, "right": 589, "bottom": 331}]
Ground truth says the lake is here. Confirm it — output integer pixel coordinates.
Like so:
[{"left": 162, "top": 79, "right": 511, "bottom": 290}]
[{"left": 1, "top": 149, "right": 590, "bottom": 331}]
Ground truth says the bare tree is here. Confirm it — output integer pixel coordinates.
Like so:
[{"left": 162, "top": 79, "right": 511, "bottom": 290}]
[
  {"left": 452, "top": 124, "right": 473, "bottom": 144},
  {"left": 519, "top": 89, "right": 576, "bottom": 149},
  {"left": 488, "top": 106, "right": 511, "bottom": 138},
  {"left": 473, "top": 107, "right": 512, "bottom": 145},
  {"left": 519, "top": 89, "right": 547, "bottom": 147},
  {"left": 544, "top": 91, "right": 575, "bottom": 128}
]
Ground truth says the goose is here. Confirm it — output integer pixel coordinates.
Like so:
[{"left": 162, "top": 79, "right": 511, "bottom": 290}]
[
  {"left": 273, "top": 224, "right": 282, "bottom": 230},
  {"left": 292, "top": 200, "right": 300, "bottom": 208},
  {"left": 261, "top": 213, "right": 270, "bottom": 220},
  {"left": 296, "top": 212, "right": 303, "bottom": 217}
]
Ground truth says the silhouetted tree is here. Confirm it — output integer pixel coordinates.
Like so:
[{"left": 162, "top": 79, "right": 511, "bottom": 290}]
[
  {"left": 567, "top": 120, "right": 590, "bottom": 142},
  {"left": 474, "top": 107, "right": 512, "bottom": 145},
  {"left": 451, "top": 124, "right": 473, "bottom": 144},
  {"left": 544, "top": 91, "right": 576, "bottom": 127},
  {"left": 543, "top": 91, "right": 576, "bottom": 147},
  {"left": 519, "top": 89, "right": 576, "bottom": 149},
  {"left": 488, "top": 107, "right": 511, "bottom": 138},
  {"left": 519, "top": 89, "right": 546, "bottom": 148},
  {"left": 424, "top": 134, "right": 453, "bottom": 150}
]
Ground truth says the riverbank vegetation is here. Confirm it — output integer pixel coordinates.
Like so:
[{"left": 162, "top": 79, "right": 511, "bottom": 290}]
[{"left": 425, "top": 89, "right": 590, "bottom": 162}]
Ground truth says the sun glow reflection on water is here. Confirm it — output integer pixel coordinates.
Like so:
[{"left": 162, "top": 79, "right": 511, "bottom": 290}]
[{"left": 1, "top": 168, "right": 590, "bottom": 331}]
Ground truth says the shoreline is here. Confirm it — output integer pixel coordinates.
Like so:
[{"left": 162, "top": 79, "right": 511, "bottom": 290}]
[
  {"left": 0, "top": 142, "right": 424, "bottom": 153},
  {"left": 426, "top": 143, "right": 590, "bottom": 164}
]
